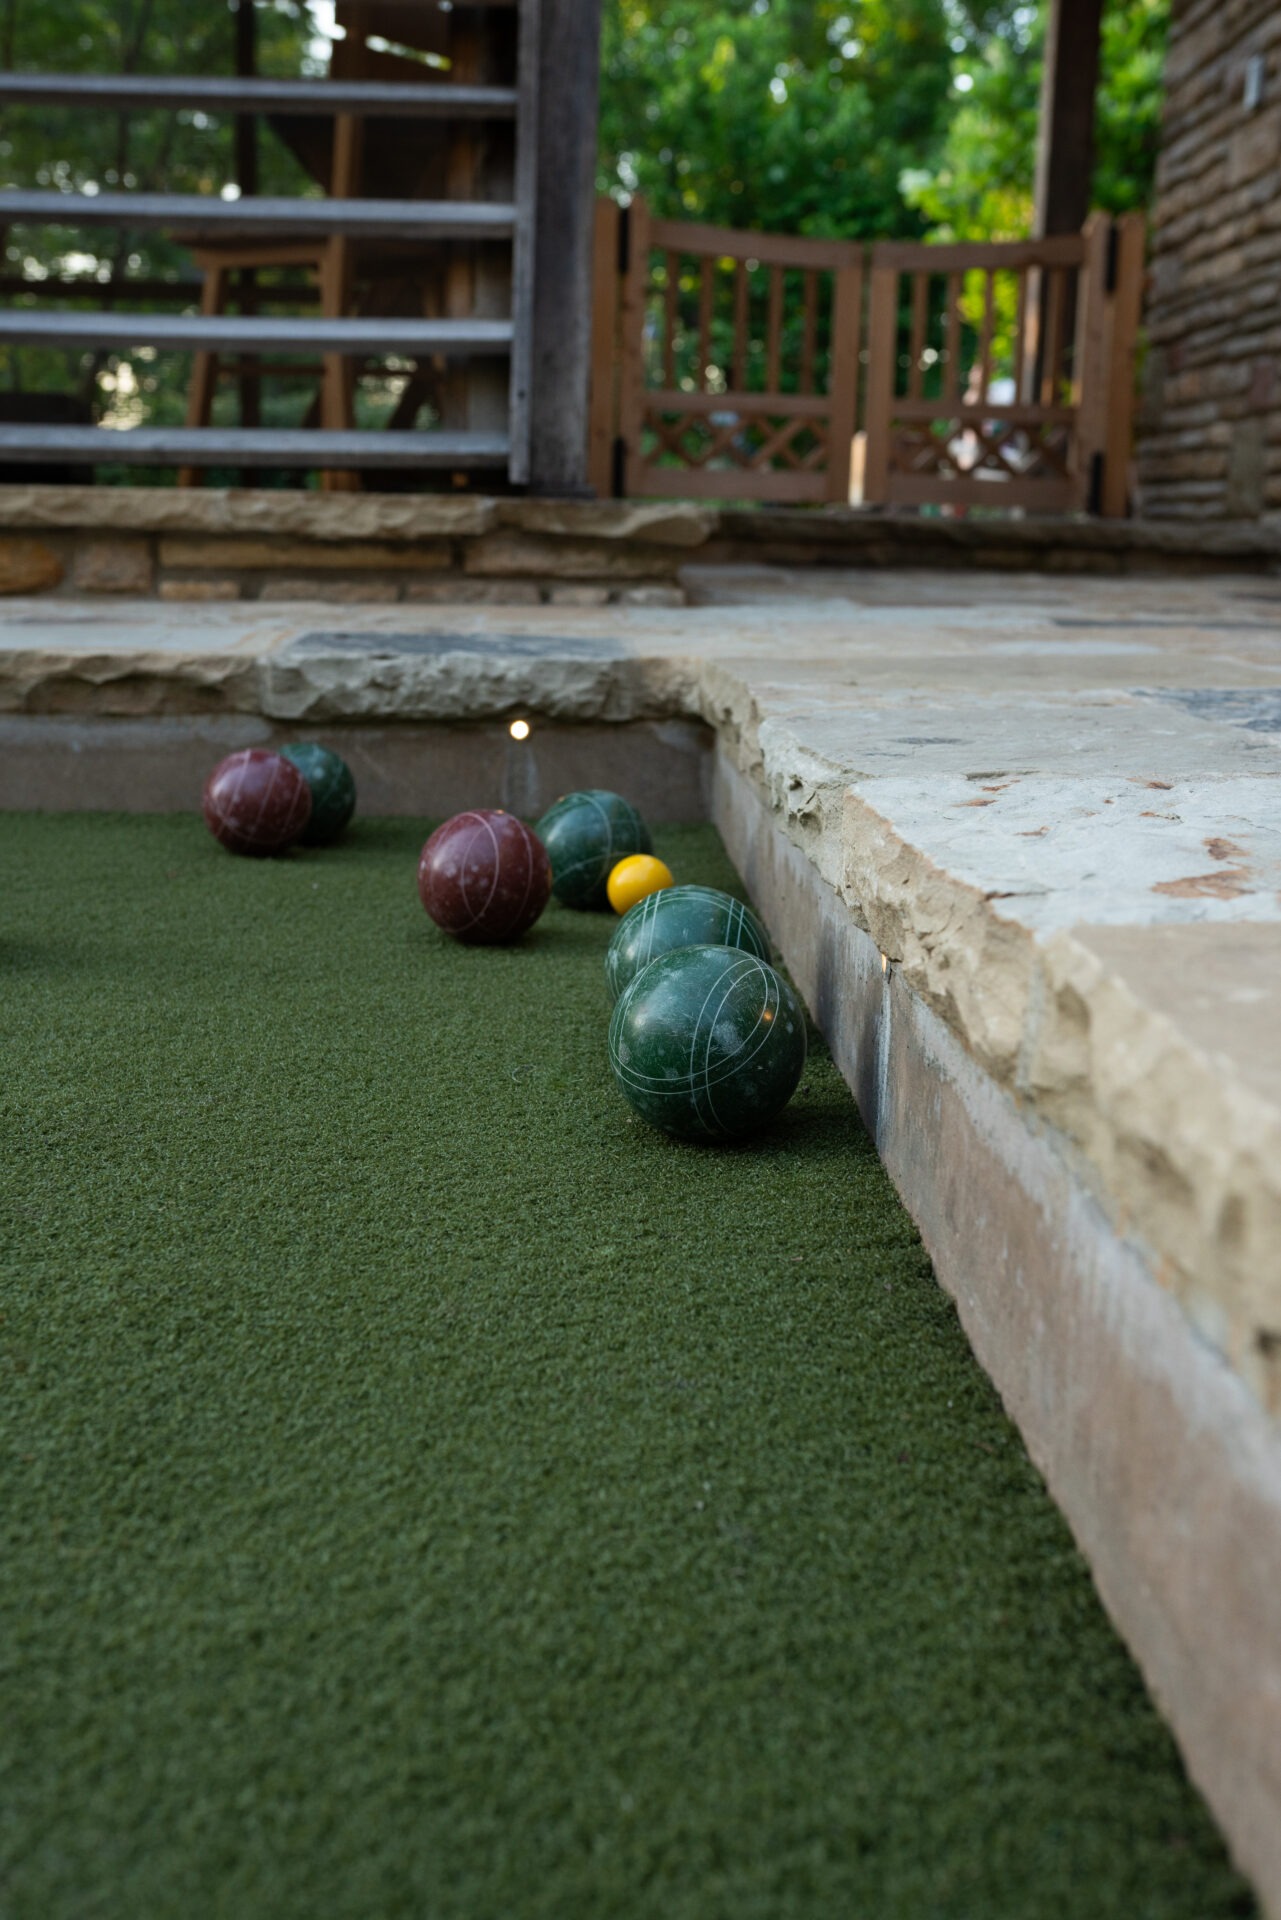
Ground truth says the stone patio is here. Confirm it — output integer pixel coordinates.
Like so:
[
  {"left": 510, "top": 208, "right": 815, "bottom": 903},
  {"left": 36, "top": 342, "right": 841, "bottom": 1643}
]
[{"left": 4, "top": 562, "right": 1281, "bottom": 1909}]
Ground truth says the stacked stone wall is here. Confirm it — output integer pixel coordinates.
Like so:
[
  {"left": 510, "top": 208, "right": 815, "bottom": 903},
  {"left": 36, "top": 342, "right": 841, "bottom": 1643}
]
[{"left": 1139, "top": 0, "right": 1281, "bottom": 520}]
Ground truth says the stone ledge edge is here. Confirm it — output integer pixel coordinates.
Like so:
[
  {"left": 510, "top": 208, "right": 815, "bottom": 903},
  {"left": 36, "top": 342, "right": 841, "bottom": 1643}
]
[{"left": 715, "top": 750, "right": 1281, "bottom": 1918}]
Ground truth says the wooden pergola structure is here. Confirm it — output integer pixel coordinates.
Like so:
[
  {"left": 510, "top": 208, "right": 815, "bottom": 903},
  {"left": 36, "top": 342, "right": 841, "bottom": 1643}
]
[{"left": 0, "top": 0, "right": 602, "bottom": 493}]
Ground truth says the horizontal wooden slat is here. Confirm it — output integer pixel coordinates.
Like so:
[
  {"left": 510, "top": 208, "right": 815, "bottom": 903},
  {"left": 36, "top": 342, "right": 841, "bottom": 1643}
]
[
  {"left": 0, "top": 426, "right": 511, "bottom": 469},
  {"left": 0, "top": 74, "right": 517, "bottom": 117},
  {"left": 0, "top": 275, "right": 205, "bottom": 301},
  {"left": 0, "top": 311, "right": 513, "bottom": 354},
  {"left": 0, "top": 192, "right": 516, "bottom": 241},
  {"left": 872, "top": 236, "right": 1085, "bottom": 272},
  {"left": 646, "top": 389, "right": 831, "bottom": 419},
  {"left": 647, "top": 217, "right": 861, "bottom": 271},
  {"left": 629, "top": 465, "right": 829, "bottom": 502},
  {"left": 884, "top": 473, "right": 1077, "bottom": 509},
  {"left": 890, "top": 400, "right": 1076, "bottom": 426}
]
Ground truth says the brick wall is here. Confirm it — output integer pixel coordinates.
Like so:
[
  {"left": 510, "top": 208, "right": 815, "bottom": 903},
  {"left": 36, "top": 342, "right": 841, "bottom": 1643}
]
[{"left": 1137, "top": 0, "right": 1281, "bottom": 521}]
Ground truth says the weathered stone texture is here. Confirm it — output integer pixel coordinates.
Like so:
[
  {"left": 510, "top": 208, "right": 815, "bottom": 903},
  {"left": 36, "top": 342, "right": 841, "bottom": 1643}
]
[
  {"left": 156, "top": 537, "right": 453, "bottom": 572},
  {"left": 1139, "top": 0, "right": 1281, "bottom": 519},
  {"left": 158, "top": 579, "right": 241, "bottom": 602},
  {"left": 257, "top": 579, "right": 401, "bottom": 604},
  {"left": 0, "top": 536, "right": 62, "bottom": 594},
  {"left": 463, "top": 531, "right": 682, "bottom": 580},
  {"left": 402, "top": 579, "right": 542, "bottom": 605},
  {"left": 71, "top": 538, "right": 153, "bottom": 594}
]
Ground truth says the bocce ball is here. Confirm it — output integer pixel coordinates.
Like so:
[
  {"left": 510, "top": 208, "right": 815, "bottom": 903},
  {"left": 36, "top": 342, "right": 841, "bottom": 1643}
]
[
  {"left": 607, "top": 853, "right": 674, "bottom": 916},
  {"left": 279, "top": 742, "right": 356, "bottom": 846},
  {"left": 605, "top": 883, "right": 771, "bottom": 1003},
  {"left": 608, "top": 944, "right": 806, "bottom": 1142},
  {"left": 202, "top": 748, "right": 311, "bottom": 857},
  {"left": 417, "top": 809, "right": 552, "bottom": 944},
  {"left": 535, "top": 789, "right": 653, "bottom": 911}
]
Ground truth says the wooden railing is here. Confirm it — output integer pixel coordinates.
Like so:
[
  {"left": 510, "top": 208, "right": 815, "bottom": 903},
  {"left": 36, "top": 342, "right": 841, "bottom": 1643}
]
[
  {"left": 0, "top": 23, "right": 539, "bottom": 483},
  {"left": 591, "top": 198, "right": 1145, "bottom": 515}
]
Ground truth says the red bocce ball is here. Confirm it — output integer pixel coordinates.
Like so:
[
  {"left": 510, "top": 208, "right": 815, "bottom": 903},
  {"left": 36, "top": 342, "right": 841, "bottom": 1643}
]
[
  {"left": 418, "top": 810, "right": 552, "bottom": 944},
  {"left": 202, "top": 749, "right": 312, "bottom": 857}
]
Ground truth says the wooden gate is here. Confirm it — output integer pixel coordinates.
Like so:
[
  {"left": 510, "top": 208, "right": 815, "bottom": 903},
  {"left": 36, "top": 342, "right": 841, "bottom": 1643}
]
[
  {"left": 862, "top": 214, "right": 1145, "bottom": 514},
  {"left": 589, "top": 196, "right": 862, "bottom": 503},
  {"left": 592, "top": 200, "right": 1144, "bottom": 516}
]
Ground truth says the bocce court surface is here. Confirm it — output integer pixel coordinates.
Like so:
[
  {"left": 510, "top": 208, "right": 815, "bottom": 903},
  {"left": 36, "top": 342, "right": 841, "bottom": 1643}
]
[{"left": 0, "top": 813, "right": 1256, "bottom": 1919}]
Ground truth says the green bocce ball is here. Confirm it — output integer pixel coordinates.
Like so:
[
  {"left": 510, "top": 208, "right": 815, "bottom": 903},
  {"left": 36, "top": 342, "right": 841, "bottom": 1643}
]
[
  {"left": 279, "top": 743, "right": 357, "bottom": 846},
  {"left": 608, "top": 944, "right": 807, "bottom": 1142},
  {"left": 605, "top": 883, "right": 771, "bottom": 1003},
  {"left": 534, "top": 789, "right": 652, "bottom": 910}
]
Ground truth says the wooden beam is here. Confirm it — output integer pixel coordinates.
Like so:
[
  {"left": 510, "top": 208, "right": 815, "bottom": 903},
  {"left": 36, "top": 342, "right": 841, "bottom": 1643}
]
[
  {"left": 1033, "top": 0, "right": 1104, "bottom": 237},
  {"left": 861, "top": 264, "right": 899, "bottom": 506},
  {"left": 233, "top": 3, "right": 259, "bottom": 197},
  {"left": 0, "top": 191, "right": 516, "bottom": 240},
  {"left": 586, "top": 195, "right": 620, "bottom": 496},
  {"left": 526, "top": 0, "right": 604, "bottom": 494},
  {"left": 1072, "top": 212, "right": 1111, "bottom": 510},
  {"left": 0, "top": 74, "right": 519, "bottom": 116},
  {"left": 0, "top": 425, "right": 511, "bottom": 468},
  {"left": 825, "top": 260, "right": 862, "bottom": 504},
  {"left": 0, "top": 313, "right": 514, "bottom": 353},
  {"left": 647, "top": 216, "right": 860, "bottom": 272},
  {"left": 1101, "top": 212, "right": 1146, "bottom": 518},
  {"left": 872, "top": 234, "right": 1085, "bottom": 272},
  {"left": 616, "top": 195, "right": 650, "bottom": 502},
  {"left": 507, "top": 0, "right": 541, "bottom": 485}
]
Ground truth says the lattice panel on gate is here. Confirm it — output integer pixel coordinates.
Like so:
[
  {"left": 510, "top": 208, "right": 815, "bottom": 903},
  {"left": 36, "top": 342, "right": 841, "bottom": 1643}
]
[
  {"left": 862, "top": 224, "right": 1114, "bottom": 513},
  {"left": 607, "top": 202, "right": 863, "bottom": 504}
]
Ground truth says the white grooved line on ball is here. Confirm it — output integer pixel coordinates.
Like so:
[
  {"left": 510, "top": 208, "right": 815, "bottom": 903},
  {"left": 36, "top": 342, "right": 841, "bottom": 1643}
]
[
  {"left": 611, "top": 953, "right": 786, "bottom": 1132},
  {"left": 690, "top": 953, "right": 780, "bottom": 1132},
  {"left": 254, "top": 755, "right": 284, "bottom": 844},
  {"left": 455, "top": 811, "right": 503, "bottom": 932},
  {"left": 226, "top": 752, "right": 253, "bottom": 837},
  {"left": 510, "top": 818, "right": 535, "bottom": 927}
]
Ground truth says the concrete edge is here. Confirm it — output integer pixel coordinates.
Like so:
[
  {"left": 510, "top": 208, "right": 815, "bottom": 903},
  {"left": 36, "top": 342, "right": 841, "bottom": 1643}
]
[
  {"left": 0, "top": 713, "right": 715, "bottom": 824},
  {"left": 714, "top": 748, "right": 1281, "bottom": 1915}
]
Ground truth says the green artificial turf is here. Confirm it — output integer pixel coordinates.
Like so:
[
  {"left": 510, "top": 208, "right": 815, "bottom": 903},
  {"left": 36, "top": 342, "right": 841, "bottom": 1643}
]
[{"left": 0, "top": 813, "right": 1255, "bottom": 1920}]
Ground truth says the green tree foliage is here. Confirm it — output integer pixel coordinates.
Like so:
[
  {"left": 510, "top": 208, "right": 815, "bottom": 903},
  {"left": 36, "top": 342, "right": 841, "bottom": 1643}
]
[
  {"left": 597, "top": 0, "right": 955, "bottom": 239},
  {"left": 600, "top": 0, "right": 1168, "bottom": 245},
  {"left": 901, "top": 0, "right": 1169, "bottom": 239}
]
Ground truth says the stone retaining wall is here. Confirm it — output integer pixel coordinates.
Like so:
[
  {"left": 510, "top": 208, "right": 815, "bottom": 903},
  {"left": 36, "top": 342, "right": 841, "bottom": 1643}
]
[
  {"left": 1, "top": 485, "right": 1280, "bottom": 603},
  {"left": 1138, "top": 0, "right": 1281, "bottom": 521}
]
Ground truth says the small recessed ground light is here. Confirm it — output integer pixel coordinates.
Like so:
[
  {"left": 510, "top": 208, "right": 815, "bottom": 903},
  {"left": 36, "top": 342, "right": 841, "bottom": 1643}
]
[
  {"left": 881, "top": 952, "right": 889, "bottom": 973},
  {"left": 509, "top": 719, "right": 531, "bottom": 741}
]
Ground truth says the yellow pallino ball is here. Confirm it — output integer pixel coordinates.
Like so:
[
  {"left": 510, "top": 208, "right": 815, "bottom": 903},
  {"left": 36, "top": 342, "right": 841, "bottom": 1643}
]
[{"left": 607, "top": 853, "right": 674, "bottom": 915}]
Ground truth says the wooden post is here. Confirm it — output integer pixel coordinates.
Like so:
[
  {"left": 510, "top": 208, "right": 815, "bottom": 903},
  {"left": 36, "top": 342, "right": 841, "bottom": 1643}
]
[
  {"left": 1073, "top": 212, "right": 1111, "bottom": 512},
  {"left": 1033, "top": 0, "right": 1104, "bottom": 238},
  {"left": 616, "top": 194, "right": 650, "bottom": 498},
  {"left": 587, "top": 196, "right": 620, "bottom": 496},
  {"left": 233, "top": 0, "right": 260, "bottom": 474},
  {"left": 527, "top": 0, "right": 604, "bottom": 494},
  {"left": 862, "top": 255, "right": 898, "bottom": 505},
  {"left": 319, "top": 9, "right": 367, "bottom": 493},
  {"left": 318, "top": 108, "right": 363, "bottom": 491},
  {"left": 825, "top": 258, "right": 862, "bottom": 504},
  {"left": 178, "top": 264, "right": 226, "bottom": 488},
  {"left": 1101, "top": 211, "right": 1146, "bottom": 517}
]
